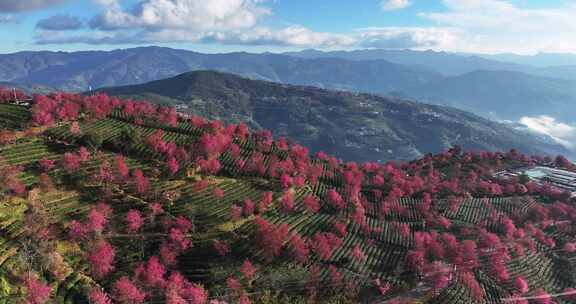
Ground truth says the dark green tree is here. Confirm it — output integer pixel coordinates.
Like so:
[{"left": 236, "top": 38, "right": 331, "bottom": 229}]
[
  {"left": 518, "top": 173, "right": 530, "bottom": 184},
  {"left": 118, "top": 126, "right": 141, "bottom": 149},
  {"left": 82, "top": 130, "right": 104, "bottom": 150}
]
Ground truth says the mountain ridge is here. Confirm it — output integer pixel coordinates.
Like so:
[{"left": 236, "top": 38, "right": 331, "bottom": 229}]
[
  {"left": 283, "top": 48, "right": 535, "bottom": 76},
  {"left": 95, "top": 70, "right": 571, "bottom": 162},
  {"left": 0, "top": 47, "right": 441, "bottom": 93},
  {"left": 402, "top": 69, "right": 576, "bottom": 122}
]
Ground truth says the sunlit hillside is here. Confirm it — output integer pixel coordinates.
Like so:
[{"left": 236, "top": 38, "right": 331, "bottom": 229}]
[{"left": 1, "top": 90, "right": 576, "bottom": 303}]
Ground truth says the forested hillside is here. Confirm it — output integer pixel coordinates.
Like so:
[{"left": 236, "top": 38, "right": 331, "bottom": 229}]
[
  {"left": 96, "top": 71, "right": 570, "bottom": 162},
  {"left": 1, "top": 90, "right": 576, "bottom": 303},
  {"left": 0, "top": 47, "right": 440, "bottom": 93},
  {"left": 405, "top": 70, "right": 576, "bottom": 122}
]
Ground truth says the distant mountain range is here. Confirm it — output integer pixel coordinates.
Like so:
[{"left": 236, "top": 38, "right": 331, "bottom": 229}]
[
  {"left": 402, "top": 70, "right": 576, "bottom": 122},
  {"left": 2, "top": 46, "right": 576, "bottom": 152},
  {"left": 1, "top": 47, "right": 575, "bottom": 121},
  {"left": 96, "top": 70, "right": 570, "bottom": 162},
  {"left": 284, "top": 49, "right": 576, "bottom": 126},
  {"left": 284, "top": 48, "right": 532, "bottom": 76},
  {"left": 0, "top": 47, "right": 440, "bottom": 93},
  {"left": 478, "top": 52, "right": 576, "bottom": 67},
  {"left": 285, "top": 49, "right": 576, "bottom": 81}
]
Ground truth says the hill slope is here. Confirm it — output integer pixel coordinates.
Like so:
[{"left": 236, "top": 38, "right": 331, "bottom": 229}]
[
  {"left": 0, "top": 47, "right": 440, "bottom": 93},
  {"left": 1, "top": 95, "right": 576, "bottom": 304},
  {"left": 0, "top": 81, "right": 54, "bottom": 94},
  {"left": 479, "top": 52, "right": 576, "bottom": 67},
  {"left": 97, "top": 71, "right": 570, "bottom": 162},
  {"left": 283, "top": 48, "right": 534, "bottom": 76},
  {"left": 404, "top": 70, "right": 576, "bottom": 122},
  {"left": 4, "top": 47, "right": 576, "bottom": 129}
]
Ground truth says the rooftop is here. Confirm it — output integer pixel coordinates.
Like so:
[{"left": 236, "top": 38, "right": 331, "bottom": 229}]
[{"left": 496, "top": 165, "right": 576, "bottom": 194}]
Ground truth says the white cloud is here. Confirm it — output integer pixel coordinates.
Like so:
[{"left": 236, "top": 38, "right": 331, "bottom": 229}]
[
  {"left": 13, "top": 0, "right": 576, "bottom": 54},
  {"left": 36, "top": 25, "right": 458, "bottom": 49},
  {"left": 36, "top": 0, "right": 536, "bottom": 52},
  {"left": 380, "top": 0, "right": 412, "bottom": 11},
  {"left": 90, "top": 0, "right": 270, "bottom": 31},
  {"left": 0, "top": 14, "right": 16, "bottom": 24},
  {"left": 92, "top": 0, "right": 119, "bottom": 6},
  {"left": 36, "top": 26, "right": 358, "bottom": 47},
  {"left": 67, "top": 0, "right": 353, "bottom": 47},
  {"left": 419, "top": 0, "right": 576, "bottom": 54},
  {"left": 520, "top": 115, "right": 576, "bottom": 149},
  {"left": 197, "top": 26, "right": 356, "bottom": 47},
  {"left": 357, "top": 27, "right": 460, "bottom": 49},
  {"left": 45, "top": 0, "right": 436, "bottom": 48}
]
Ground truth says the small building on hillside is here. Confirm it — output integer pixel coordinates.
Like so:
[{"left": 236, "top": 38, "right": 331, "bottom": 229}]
[
  {"left": 13, "top": 99, "right": 32, "bottom": 107},
  {"left": 495, "top": 166, "right": 576, "bottom": 195}
]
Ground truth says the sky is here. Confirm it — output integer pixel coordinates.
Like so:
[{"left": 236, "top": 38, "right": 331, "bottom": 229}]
[{"left": 1, "top": 0, "right": 576, "bottom": 54}]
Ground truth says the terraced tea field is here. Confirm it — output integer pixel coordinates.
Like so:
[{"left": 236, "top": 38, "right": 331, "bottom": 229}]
[{"left": 1, "top": 97, "right": 575, "bottom": 304}]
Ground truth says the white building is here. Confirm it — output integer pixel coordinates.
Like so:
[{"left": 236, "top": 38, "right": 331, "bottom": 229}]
[{"left": 496, "top": 166, "right": 576, "bottom": 195}]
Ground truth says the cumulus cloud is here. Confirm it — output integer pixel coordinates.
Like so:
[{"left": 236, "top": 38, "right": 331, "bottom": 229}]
[
  {"left": 92, "top": 0, "right": 120, "bottom": 6},
  {"left": 90, "top": 0, "right": 270, "bottom": 31},
  {"left": 0, "top": 0, "right": 68, "bottom": 12},
  {"left": 419, "top": 0, "right": 576, "bottom": 53},
  {"left": 36, "top": 14, "right": 83, "bottom": 31},
  {"left": 357, "top": 27, "right": 459, "bottom": 49},
  {"left": 36, "top": 26, "right": 357, "bottom": 47},
  {"left": 380, "top": 0, "right": 412, "bottom": 11},
  {"left": 34, "top": 0, "right": 459, "bottom": 49},
  {"left": 36, "top": 24, "right": 459, "bottom": 49},
  {"left": 35, "top": 0, "right": 359, "bottom": 48},
  {"left": 520, "top": 116, "right": 576, "bottom": 149},
  {"left": 0, "top": 14, "right": 16, "bottom": 24},
  {"left": 423, "top": 0, "right": 570, "bottom": 30},
  {"left": 29, "top": 0, "right": 499, "bottom": 51},
  {"left": 185, "top": 26, "right": 356, "bottom": 47}
]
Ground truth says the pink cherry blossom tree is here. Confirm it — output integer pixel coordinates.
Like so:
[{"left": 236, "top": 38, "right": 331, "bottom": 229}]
[{"left": 88, "top": 240, "right": 115, "bottom": 278}]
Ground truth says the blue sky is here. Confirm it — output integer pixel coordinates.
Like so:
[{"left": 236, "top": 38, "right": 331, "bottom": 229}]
[{"left": 1, "top": 0, "right": 575, "bottom": 54}]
